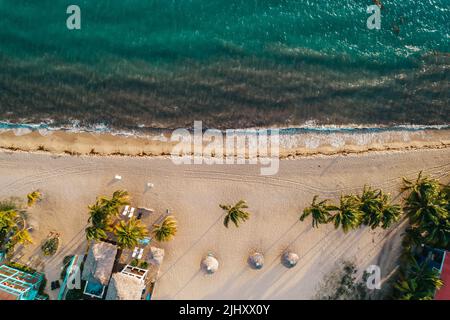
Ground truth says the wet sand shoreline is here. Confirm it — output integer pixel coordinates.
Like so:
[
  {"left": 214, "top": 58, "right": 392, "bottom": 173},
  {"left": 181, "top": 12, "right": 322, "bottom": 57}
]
[{"left": 0, "top": 127, "right": 449, "bottom": 159}]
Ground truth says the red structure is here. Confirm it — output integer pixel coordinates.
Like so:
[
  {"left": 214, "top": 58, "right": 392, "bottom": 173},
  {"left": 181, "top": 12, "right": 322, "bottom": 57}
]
[{"left": 435, "top": 252, "right": 450, "bottom": 300}]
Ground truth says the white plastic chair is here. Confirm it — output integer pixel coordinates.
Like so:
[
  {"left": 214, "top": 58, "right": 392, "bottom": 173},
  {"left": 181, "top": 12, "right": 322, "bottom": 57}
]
[{"left": 122, "top": 205, "right": 130, "bottom": 216}]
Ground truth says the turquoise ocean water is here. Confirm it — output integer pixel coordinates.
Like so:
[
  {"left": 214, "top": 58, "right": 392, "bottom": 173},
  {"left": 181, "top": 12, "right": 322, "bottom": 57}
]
[{"left": 0, "top": 1, "right": 449, "bottom": 130}]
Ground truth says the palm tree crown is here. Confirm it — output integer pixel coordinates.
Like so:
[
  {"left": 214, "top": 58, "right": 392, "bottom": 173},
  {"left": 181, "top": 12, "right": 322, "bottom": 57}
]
[
  {"left": 300, "top": 195, "right": 337, "bottom": 228},
  {"left": 114, "top": 218, "right": 148, "bottom": 249},
  {"left": 359, "top": 186, "right": 402, "bottom": 229},
  {"left": 331, "top": 195, "right": 363, "bottom": 233},
  {"left": 220, "top": 200, "right": 251, "bottom": 228},
  {"left": 27, "top": 190, "right": 42, "bottom": 207},
  {"left": 394, "top": 257, "right": 443, "bottom": 300},
  {"left": 402, "top": 172, "right": 449, "bottom": 248},
  {"left": 152, "top": 215, "right": 177, "bottom": 242}
]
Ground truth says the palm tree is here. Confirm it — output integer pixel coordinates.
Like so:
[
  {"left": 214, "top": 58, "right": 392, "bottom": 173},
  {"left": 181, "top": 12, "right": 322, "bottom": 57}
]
[
  {"left": 358, "top": 186, "right": 402, "bottom": 229},
  {"left": 0, "top": 208, "right": 33, "bottom": 252},
  {"left": 402, "top": 172, "right": 449, "bottom": 248},
  {"left": 359, "top": 186, "right": 383, "bottom": 227},
  {"left": 300, "top": 195, "right": 337, "bottom": 228},
  {"left": 114, "top": 218, "right": 148, "bottom": 249},
  {"left": 379, "top": 197, "right": 403, "bottom": 229},
  {"left": 422, "top": 218, "right": 450, "bottom": 248},
  {"left": 220, "top": 200, "right": 251, "bottom": 228},
  {"left": 394, "top": 257, "right": 443, "bottom": 300},
  {"left": 85, "top": 225, "right": 107, "bottom": 242},
  {"left": 87, "top": 202, "right": 109, "bottom": 227},
  {"left": 27, "top": 190, "right": 42, "bottom": 207},
  {"left": 99, "top": 190, "right": 130, "bottom": 216},
  {"left": 331, "top": 195, "right": 363, "bottom": 233},
  {"left": 152, "top": 216, "right": 177, "bottom": 242},
  {"left": 12, "top": 229, "right": 32, "bottom": 245},
  {"left": 0, "top": 209, "right": 16, "bottom": 232},
  {"left": 402, "top": 172, "right": 448, "bottom": 226}
]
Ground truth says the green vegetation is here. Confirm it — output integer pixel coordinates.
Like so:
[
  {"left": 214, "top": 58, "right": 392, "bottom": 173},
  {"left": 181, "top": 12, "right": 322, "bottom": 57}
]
[
  {"left": 41, "top": 233, "right": 60, "bottom": 256},
  {"left": 85, "top": 190, "right": 130, "bottom": 241},
  {"left": 394, "top": 257, "right": 443, "bottom": 300},
  {"left": 6, "top": 261, "right": 37, "bottom": 274},
  {"left": 299, "top": 196, "right": 336, "bottom": 228},
  {"left": 129, "top": 259, "right": 148, "bottom": 269},
  {"left": 220, "top": 200, "right": 251, "bottom": 228},
  {"left": 359, "top": 186, "right": 402, "bottom": 230},
  {"left": 392, "top": 172, "right": 449, "bottom": 300},
  {"left": 0, "top": 199, "right": 32, "bottom": 255},
  {"left": 331, "top": 195, "right": 363, "bottom": 233},
  {"left": 401, "top": 172, "right": 449, "bottom": 249},
  {"left": 130, "top": 258, "right": 139, "bottom": 267},
  {"left": 27, "top": 190, "right": 42, "bottom": 207},
  {"left": 152, "top": 215, "right": 178, "bottom": 242},
  {"left": 303, "top": 172, "right": 449, "bottom": 300},
  {"left": 114, "top": 218, "right": 148, "bottom": 249},
  {"left": 301, "top": 186, "right": 402, "bottom": 232}
]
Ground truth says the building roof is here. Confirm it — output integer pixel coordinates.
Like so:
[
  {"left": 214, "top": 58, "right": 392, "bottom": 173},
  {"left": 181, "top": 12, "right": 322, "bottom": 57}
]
[
  {"left": 435, "top": 251, "right": 450, "bottom": 300},
  {"left": 0, "top": 264, "right": 44, "bottom": 300},
  {"left": 81, "top": 241, "right": 118, "bottom": 286},
  {"left": 105, "top": 272, "right": 145, "bottom": 300}
]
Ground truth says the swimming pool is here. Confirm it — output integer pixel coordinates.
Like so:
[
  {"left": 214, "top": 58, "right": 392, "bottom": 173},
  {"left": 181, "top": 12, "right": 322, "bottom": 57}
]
[{"left": 83, "top": 280, "right": 105, "bottom": 298}]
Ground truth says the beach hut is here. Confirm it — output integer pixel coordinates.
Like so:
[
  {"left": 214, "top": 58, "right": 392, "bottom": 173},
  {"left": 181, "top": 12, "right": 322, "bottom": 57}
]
[
  {"left": 202, "top": 254, "right": 219, "bottom": 274},
  {"left": 148, "top": 247, "right": 165, "bottom": 266},
  {"left": 105, "top": 272, "right": 146, "bottom": 300},
  {"left": 249, "top": 252, "right": 264, "bottom": 269},
  {"left": 282, "top": 252, "right": 299, "bottom": 268},
  {"left": 81, "top": 241, "right": 118, "bottom": 298}
]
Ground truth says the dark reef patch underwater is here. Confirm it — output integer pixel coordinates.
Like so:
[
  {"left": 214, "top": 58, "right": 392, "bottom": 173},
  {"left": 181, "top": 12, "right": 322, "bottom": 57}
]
[{"left": 0, "top": 0, "right": 449, "bottom": 131}]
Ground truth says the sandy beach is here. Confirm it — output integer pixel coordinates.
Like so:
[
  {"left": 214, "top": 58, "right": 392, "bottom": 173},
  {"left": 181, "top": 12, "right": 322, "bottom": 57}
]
[{"left": 0, "top": 146, "right": 449, "bottom": 299}]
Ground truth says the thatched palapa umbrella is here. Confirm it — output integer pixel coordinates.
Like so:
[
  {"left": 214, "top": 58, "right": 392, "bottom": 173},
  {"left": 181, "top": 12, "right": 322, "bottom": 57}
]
[
  {"left": 202, "top": 254, "right": 219, "bottom": 274},
  {"left": 249, "top": 252, "right": 264, "bottom": 269},
  {"left": 148, "top": 247, "right": 165, "bottom": 266},
  {"left": 282, "top": 252, "right": 299, "bottom": 268}
]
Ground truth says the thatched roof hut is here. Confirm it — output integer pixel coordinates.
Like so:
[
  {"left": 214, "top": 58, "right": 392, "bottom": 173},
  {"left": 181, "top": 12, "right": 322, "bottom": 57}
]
[
  {"left": 249, "top": 252, "right": 264, "bottom": 269},
  {"left": 202, "top": 255, "right": 219, "bottom": 274},
  {"left": 81, "top": 241, "right": 118, "bottom": 286},
  {"left": 105, "top": 273, "right": 145, "bottom": 300},
  {"left": 282, "top": 252, "right": 299, "bottom": 268},
  {"left": 148, "top": 247, "right": 165, "bottom": 266}
]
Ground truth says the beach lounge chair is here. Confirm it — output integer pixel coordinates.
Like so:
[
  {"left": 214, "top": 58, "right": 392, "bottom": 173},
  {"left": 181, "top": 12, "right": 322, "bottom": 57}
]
[
  {"left": 128, "top": 207, "right": 135, "bottom": 218},
  {"left": 122, "top": 205, "right": 130, "bottom": 216},
  {"left": 137, "top": 248, "right": 144, "bottom": 259},
  {"left": 132, "top": 247, "right": 139, "bottom": 258}
]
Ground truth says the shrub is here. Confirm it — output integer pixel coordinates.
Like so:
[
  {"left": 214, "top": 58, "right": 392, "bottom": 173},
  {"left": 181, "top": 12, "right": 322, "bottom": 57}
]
[
  {"left": 41, "top": 236, "right": 60, "bottom": 256},
  {"left": 6, "top": 261, "right": 36, "bottom": 274},
  {"left": 130, "top": 258, "right": 139, "bottom": 267}
]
